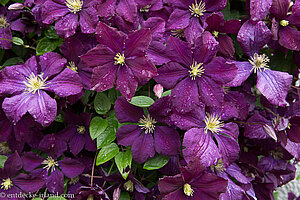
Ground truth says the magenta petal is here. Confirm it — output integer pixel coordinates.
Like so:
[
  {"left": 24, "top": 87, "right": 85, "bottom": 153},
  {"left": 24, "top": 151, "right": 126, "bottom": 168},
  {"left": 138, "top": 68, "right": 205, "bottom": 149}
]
[
  {"left": 184, "top": 17, "right": 204, "bottom": 45},
  {"left": 59, "top": 158, "right": 85, "bottom": 178},
  {"left": 0, "top": 65, "right": 27, "bottom": 95},
  {"left": 96, "top": 0, "right": 117, "bottom": 17},
  {"left": 80, "top": 45, "right": 115, "bottom": 67},
  {"left": 116, "top": 0, "right": 137, "bottom": 23},
  {"left": 244, "top": 113, "right": 270, "bottom": 139},
  {"left": 3, "top": 152, "right": 22, "bottom": 178},
  {"left": 154, "top": 126, "right": 180, "bottom": 156},
  {"left": 270, "top": 0, "right": 290, "bottom": 19},
  {"left": 225, "top": 61, "right": 252, "bottom": 87},
  {"left": 116, "top": 124, "right": 142, "bottom": 146},
  {"left": 250, "top": 0, "right": 272, "bottom": 22},
  {"left": 172, "top": 77, "right": 200, "bottom": 113},
  {"left": 167, "top": 9, "right": 190, "bottom": 29},
  {"left": 39, "top": 134, "right": 67, "bottom": 159},
  {"left": 154, "top": 62, "right": 188, "bottom": 89},
  {"left": 116, "top": 66, "right": 138, "bottom": 100},
  {"left": 158, "top": 174, "right": 184, "bottom": 196},
  {"left": 115, "top": 97, "right": 144, "bottom": 123},
  {"left": 46, "top": 68, "right": 83, "bottom": 97},
  {"left": 287, "top": 116, "right": 300, "bottom": 143},
  {"left": 79, "top": 7, "right": 97, "bottom": 34},
  {"left": 22, "top": 152, "right": 44, "bottom": 172},
  {"left": 147, "top": 41, "right": 170, "bottom": 65},
  {"left": 125, "top": 29, "right": 151, "bottom": 57},
  {"left": 91, "top": 63, "right": 117, "bottom": 92},
  {"left": 278, "top": 26, "right": 300, "bottom": 51},
  {"left": 237, "top": 20, "right": 272, "bottom": 57},
  {"left": 14, "top": 174, "right": 44, "bottom": 193},
  {"left": 96, "top": 22, "right": 126, "bottom": 53},
  {"left": 194, "top": 31, "right": 219, "bottom": 64},
  {"left": 256, "top": 69, "right": 293, "bottom": 106},
  {"left": 0, "top": 27, "right": 12, "bottom": 49},
  {"left": 69, "top": 134, "right": 85, "bottom": 155},
  {"left": 215, "top": 134, "right": 239, "bottom": 167},
  {"left": 39, "top": 52, "right": 66, "bottom": 78},
  {"left": 217, "top": 34, "right": 235, "bottom": 58},
  {"left": 46, "top": 170, "right": 64, "bottom": 194},
  {"left": 203, "top": 0, "right": 227, "bottom": 12},
  {"left": 131, "top": 133, "right": 155, "bottom": 163},
  {"left": 42, "top": 1, "right": 69, "bottom": 24},
  {"left": 142, "top": 17, "right": 165, "bottom": 41},
  {"left": 183, "top": 128, "right": 221, "bottom": 166},
  {"left": 55, "top": 13, "right": 78, "bottom": 38}
]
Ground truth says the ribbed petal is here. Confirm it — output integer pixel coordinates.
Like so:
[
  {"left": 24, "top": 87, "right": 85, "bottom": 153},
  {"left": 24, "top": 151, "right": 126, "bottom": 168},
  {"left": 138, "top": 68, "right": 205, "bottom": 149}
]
[
  {"left": 217, "top": 34, "right": 235, "bottom": 58},
  {"left": 172, "top": 77, "right": 200, "bottom": 113},
  {"left": 96, "top": 0, "right": 116, "bottom": 17},
  {"left": 39, "top": 52, "right": 66, "bottom": 78},
  {"left": 79, "top": 7, "right": 97, "bottom": 34},
  {"left": 215, "top": 134, "right": 240, "bottom": 167},
  {"left": 125, "top": 29, "right": 151, "bottom": 57},
  {"left": 131, "top": 133, "right": 155, "bottom": 163},
  {"left": 46, "top": 170, "right": 64, "bottom": 194},
  {"left": 154, "top": 126, "right": 180, "bottom": 156},
  {"left": 22, "top": 152, "right": 44, "bottom": 172},
  {"left": 184, "top": 17, "right": 204, "bottom": 45},
  {"left": 167, "top": 9, "right": 190, "bottom": 29},
  {"left": 244, "top": 113, "right": 270, "bottom": 139},
  {"left": 287, "top": 116, "right": 300, "bottom": 143},
  {"left": 194, "top": 31, "right": 219, "bottom": 64},
  {"left": 80, "top": 44, "right": 115, "bottom": 67},
  {"left": 116, "top": 0, "right": 137, "bottom": 23},
  {"left": 237, "top": 20, "right": 272, "bottom": 57},
  {"left": 0, "top": 27, "right": 12, "bottom": 49},
  {"left": 115, "top": 96, "right": 144, "bottom": 123},
  {"left": 270, "top": 0, "right": 290, "bottom": 19},
  {"left": 256, "top": 69, "right": 293, "bottom": 107},
  {"left": 147, "top": 41, "right": 170, "bottom": 65},
  {"left": 183, "top": 128, "right": 221, "bottom": 167},
  {"left": 55, "top": 13, "right": 78, "bottom": 38},
  {"left": 250, "top": 0, "right": 272, "bottom": 22},
  {"left": 0, "top": 65, "right": 27, "bottom": 95},
  {"left": 116, "top": 65, "right": 138, "bottom": 100},
  {"left": 14, "top": 173, "right": 44, "bottom": 193},
  {"left": 142, "top": 17, "right": 165, "bottom": 41},
  {"left": 116, "top": 124, "right": 142, "bottom": 146},
  {"left": 90, "top": 63, "right": 117, "bottom": 92},
  {"left": 59, "top": 157, "right": 85, "bottom": 178},
  {"left": 46, "top": 68, "right": 83, "bottom": 97},
  {"left": 38, "top": 134, "right": 67, "bottom": 159},
  {"left": 278, "top": 26, "right": 300, "bottom": 51},
  {"left": 42, "top": 0, "right": 69, "bottom": 24},
  {"left": 203, "top": 0, "right": 227, "bottom": 12},
  {"left": 69, "top": 134, "right": 85, "bottom": 155},
  {"left": 225, "top": 61, "right": 252, "bottom": 87},
  {"left": 2, "top": 152, "right": 22, "bottom": 178},
  {"left": 158, "top": 174, "right": 184, "bottom": 196}
]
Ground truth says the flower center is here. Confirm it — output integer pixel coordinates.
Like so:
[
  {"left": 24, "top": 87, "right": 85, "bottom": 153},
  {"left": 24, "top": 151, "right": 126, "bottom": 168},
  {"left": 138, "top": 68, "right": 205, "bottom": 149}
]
[
  {"left": 0, "top": 142, "right": 11, "bottom": 154},
  {"left": 69, "top": 176, "right": 80, "bottom": 185},
  {"left": 280, "top": 20, "right": 289, "bottom": 27},
  {"left": 1, "top": 178, "right": 13, "bottom": 190},
  {"left": 189, "top": 61, "right": 205, "bottom": 80},
  {"left": 23, "top": 73, "right": 48, "bottom": 95},
  {"left": 248, "top": 53, "right": 270, "bottom": 73},
  {"left": 140, "top": 5, "right": 151, "bottom": 12},
  {"left": 210, "top": 159, "right": 225, "bottom": 174},
  {"left": 124, "top": 180, "right": 134, "bottom": 192},
  {"left": 204, "top": 113, "right": 224, "bottom": 134},
  {"left": 41, "top": 156, "right": 58, "bottom": 172},
  {"left": 189, "top": 0, "right": 206, "bottom": 17},
  {"left": 67, "top": 61, "right": 78, "bottom": 73},
  {"left": 212, "top": 31, "right": 219, "bottom": 38},
  {"left": 0, "top": 15, "right": 9, "bottom": 28},
  {"left": 183, "top": 183, "right": 194, "bottom": 196},
  {"left": 138, "top": 115, "right": 156, "bottom": 134},
  {"left": 65, "top": 0, "right": 83, "bottom": 14},
  {"left": 114, "top": 53, "right": 126, "bottom": 66},
  {"left": 171, "top": 29, "right": 185, "bottom": 38},
  {"left": 77, "top": 125, "right": 85, "bottom": 134}
]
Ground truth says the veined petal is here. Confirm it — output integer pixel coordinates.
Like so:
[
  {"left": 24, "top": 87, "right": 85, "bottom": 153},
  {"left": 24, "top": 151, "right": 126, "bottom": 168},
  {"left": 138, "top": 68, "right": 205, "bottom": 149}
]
[
  {"left": 132, "top": 133, "right": 155, "bottom": 163},
  {"left": 167, "top": 9, "right": 190, "bottom": 29},
  {"left": 116, "top": 65, "right": 138, "bottom": 100},
  {"left": 250, "top": 0, "right": 272, "bottom": 22},
  {"left": 59, "top": 158, "right": 85, "bottom": 178},
  {"left": 125, "top": 29, "right": 151, "bottom": 57},
  {"left": 79, "top": 7, "right": 97, "bottom": 34},
  {"left": 194, "top": 31, "right": 219, "bottom": 64},
  {"left": 225, "top": 61, "right": 252, "bottom": 87},
  {"left": 39, "top": 52, "right": 66, "bottom": 78},
  {"left": 22, "top": 152, "right": 44, "bottom": 172},
  {"left": 203, "top": 0, "right": 227, "bottom": 12},
  {"left": 42, "top": 0, "right": 70, "bottom": 24},
  {"left": 256, "top": 69, "right": 292, "bottom": 107},
  {"left": 55, "top": 13, "right": 78, "bottom": 38},
  {"left": 13, "top": 174, "right": 44, "bottom": 193},
  {"left": 270, "top": 0, "right": 290, "bottom": 19},
  {"left": 117, "top": 125, "right": 142, "bottom": 146},
  {"left": 215, "top": 134, "right": 240, "bottom": 167},
  {"left": 116, "top": 0, "right": 137, "bottom": 23},
  {"left": 46, "top": 170, "right": 64, "bottom": 194},
  {"left": 0, "top": 27, "right": 12, "bottom": 49},
  {"left": 154, "top": 126, "right": 181, "bottom": 156},
  {"left": 278, "top": 26, "right": 300, "bottom": 51},
  {"left": 80, "top": 45, "right": 115, "bottom": 67},
  {"left": 115, "top": 96, "right": 144, "bottom": 123},
  {"left": 90, "top": 63, "right": 117, "bottom": 92}
]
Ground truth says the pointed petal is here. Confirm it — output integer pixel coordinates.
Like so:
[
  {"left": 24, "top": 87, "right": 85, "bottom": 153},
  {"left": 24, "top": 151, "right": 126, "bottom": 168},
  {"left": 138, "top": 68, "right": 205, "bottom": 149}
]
[
  {"left": 46, "top": 170, "right": 64, "bottom": 194},
  {"left": 14, "top": 174, "right": 44, "bottom": 193},
  {"left": 125, "top": 29, "right": 151, "bottom": 57},
  {"left": 22, "top": 152, "right": 44, "bottom": 172},
  {"left": 194, "top": 31, "right": 219, "bottom": 64},
  {"left": 225, "top": 61, "right": 252, "bottom": 87},
  {"left": 278, "top": 26, "right": 300, "bottom": 51},
  {"left": 270, "top": 0, "right": 290, "bottom": 19},
  {"left": 80, "top": 44, "right": 115, "bottom": 67},
  {"left": 79, "top": 7, "right": 97, "bottom": 34},
  {"left": 215, "top": 134, "right": 240, "bottom": 167},
  {"left": 39, "top": 52, "right": 66, "bottom": 78},
  {"left": 59, "top": 158, "right": 85, "bottom": 178},
  {"left": 250, "top": 0, "right": 272, "bottom": 21},
  {"left": 116, "top": 124, "right": 142, "bottom": 146},
  {"left": 91, "top": 63, "right": 117, "bottom": 92},
  {"left": 131, "top": 133, "right": 155, "bottom": 163},
  {"left": 69, "top": 134, "right": 85, "bottom": 155},
  {"left": 158, "top": 174, "right": 184, "bottom": 196},
  {"left": 116, "top": 0, "right": 137, "bottom": 23},
  {"left": 42, "top": 1, "right": 69, "bottom": 24},
  {"left": 115, "top": 96, "right": 144, "bottom": 123},
  {"left": 116, "top": 65, "right": 138, "bottom": 100},
  {"left": 154, "top": 126, "right": 180, "bottom": 156},
  {"left": 184, "top": 17, "right": 204, "bottom": 45},
  {"left": 167, "top": 9, "right": 190, "bottom": 29},
  {"left": 55, "top": 13, "right": 78, "bottom": 38}
]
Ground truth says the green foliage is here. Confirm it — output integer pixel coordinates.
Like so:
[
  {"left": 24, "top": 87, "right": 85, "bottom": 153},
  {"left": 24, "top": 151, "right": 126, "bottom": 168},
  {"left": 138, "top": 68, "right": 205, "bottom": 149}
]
[
  {"left": 130, "top": 96, "right": 154, "bottom": 108},
  {"left": 119, "top": 192, "right": 130, "bottom": 200},
  {"left": 89, "top": 117, "right": 108, "bottom": 140},
  {"left": 2, "top": 57, "right": 24, "bottom": 67},
  {"left": 94, "top": 92, "right": 111, "bottom": 114},
  {"left": 96, "top": 117, "right": 118, "bottom": 148},
  {"left": 36, "top": 37, "right": 62, "bottom": 55},
  {"left": 96, "top": 143, "right": 119, "bottom": 165},
  {"left": 143, "top": 154, "right": 169, "bottom": 170},
  {"left": 0, "top": 155, "right": 7, "bottom": 168},
  {"left": 0, "top": 0, "right": 9, "bottom": 6},
  {"left": 12, "top": 37, "right": 24, "bottom": 46},
  {"left": 115, "top": 149, "right": 132, "bottom": 179}
]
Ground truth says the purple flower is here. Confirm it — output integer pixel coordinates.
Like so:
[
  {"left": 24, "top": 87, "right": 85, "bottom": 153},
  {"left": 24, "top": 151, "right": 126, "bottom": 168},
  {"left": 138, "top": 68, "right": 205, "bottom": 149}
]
[
  {"left": 81, "top": 22, "right": 157, "bottom": 100},
  {"left": 0, "top": 152, "right": 44, "bottom": 198},
  {"left": 115, "top": 96, "right": 180, "bottom": 163},
  {"left": 227, "top": 20, "right": 293, "bottom": 106},
  {"left": 158, "top": 158, "right": 228, "bottom": 200},
  {"left": 0, "top": 7, "right": 13, "bottom": 49},
  {"left": 22, "top": 151, "right": 85, "bottom": 194},
  {"left": 154, "top": 33, "right": 237, "bottom": 113},
  {"left": 41, "top": 0, "right": 98, "bottom": 38},
  {"left": 0, "top": 53, "right": 83, "bottom": 126},
  {"left": 57, "top": 110, "right": 96, "bottom": 155}
]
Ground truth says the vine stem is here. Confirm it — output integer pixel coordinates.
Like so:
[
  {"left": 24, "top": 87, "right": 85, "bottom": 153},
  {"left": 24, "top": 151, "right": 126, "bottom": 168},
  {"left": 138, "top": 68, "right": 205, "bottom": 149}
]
[
  {"left": 90, "top": 150, "right": 98, "bottom": 188},
  {"left": 0, "top": 37, "right": 36, "bottom": 50},
  {"left": 102, "top": 162, "right": 114, "bottom": 188}
]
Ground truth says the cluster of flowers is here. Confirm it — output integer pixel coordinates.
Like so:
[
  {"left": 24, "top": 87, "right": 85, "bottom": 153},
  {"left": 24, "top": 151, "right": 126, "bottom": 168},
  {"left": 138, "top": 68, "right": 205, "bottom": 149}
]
[{"left": 0, "top": 0, "right": 299, "bottom": 199}]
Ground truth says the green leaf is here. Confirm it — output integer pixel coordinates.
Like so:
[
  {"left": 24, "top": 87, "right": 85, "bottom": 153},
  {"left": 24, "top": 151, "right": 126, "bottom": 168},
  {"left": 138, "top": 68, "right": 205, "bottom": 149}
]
[
  {"left": 0, "top": 155, "right": 7, "bottom": 168},
  {"left": 12, "top": 37, "right": 24, "bottom": 46},
  {"left": 94, "top": 92, "right": 111, "bottom": 114},
  {"left": 32, "top": 198, "right": 43, "bottom": 200},
  {"left": 12, "top": 45, "right": 27, "bottom": 57},
  {"left": 0, "top": 49, "right": 4, "bottom": 63},
  {"left": 115, "top": 149, "right": 132, "bottom": 179},
  {"left": 3, "top": 57, "right": 24, "bottom": 67},
  {"left": 161, "top": 90, "right": 171, "bottom": 97},
  {"left": 96, "top": 118, "right": 118, "bottom": 148},
  {"left": 130, "top": 96, "right": 154, "bottom": 108},
  {"left": 96, "top": 143, "right": 119, "bottom": 165},
  {"left": 89, "top": 117, "right": 108, "bottom": 140},
  {"left": 45, "top": 26, "right": 59, "bottom": 39},
  {"left": 119, "top": 192, "right": 130, "bottom": 200},
  {"left": 0, "top": 0, "right": 9, "bottom": 6},
  {"left": 143, "top": 154, "right": 169, "bottom": 170},
  {"left": 36, "top": 37, "right": 57, "bottom": 55},
  {"left": 81, "top": 90, "right": 95, "bottom": 104},
  {"left": 48, "top": 197, "right": 66, "bottom": 200}
]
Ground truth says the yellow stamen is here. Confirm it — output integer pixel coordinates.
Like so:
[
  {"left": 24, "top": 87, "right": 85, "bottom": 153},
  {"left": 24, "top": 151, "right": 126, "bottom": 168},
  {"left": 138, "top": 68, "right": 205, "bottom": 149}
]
[
  {"left": 67, "top": 61, "right": 78, "bottom": 73},
  {"left": 65, "top": 0, "right": 83, "bottom": 14},
  {"left": 280, "top": 20, "right": 289, "bottom": 27},
  {"left": 114, "top": 53, "right": 126, "bottom": 66},
  {"left": 189, "top": 61, "right": 205, "bottom": 80},
  {"left": 124, "top": 180, "right": 134, "bottom": 192},
  {"left": 189, "top": 0, "right": 206, "bottom": 17},
  {"left": 212, "top": 31, "right": 219, "bottom": 38},
  {"left": 69, "top": 176, "right": 79, "bottom": 185},
  {"left": 171, "top": 29, "right": 185, "bottom": 38},
  {"left": 41, "top": 157, "right": 58, "bottom": 172},
  {"left": 183, "top": 183, "right": 194, "bottom": 196},
  {"left": 138, "top": 115, "right": 156, "bottom": 134},
  {"left": 1, "top": 178, "right": 13, "bottom": 190},
  {"left": 248, "top": 53, "right": 270, "bottom": 73},
  {"left": 204, "top": 113, "right": 224, "bottom": 134},
  {"left": 0, "top": 15, "right": 9, "bottom": 28},
  {"left": 210, "top": 159, "right": 225, "bottom": 174},
  {"left": 23, "top": 72, "right": 48, "bottom": 95},
  {"left": 77, "top": 125, "right": 85, "bottom": 134},
  {"left": 140, "top": 5, "right": 151, "bottom": 12}
]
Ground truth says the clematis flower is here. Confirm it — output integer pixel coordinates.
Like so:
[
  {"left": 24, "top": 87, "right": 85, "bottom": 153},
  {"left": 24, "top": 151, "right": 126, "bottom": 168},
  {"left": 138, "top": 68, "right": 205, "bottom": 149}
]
[
  {"left": 0, "top": 53, "right": 83, "bottom": 126},
  {"left": 81, "top": 22, "right": 157, "bottom": 100},
  {"left": 41, "top": 0, "right": 98, "bottom": 38},
  {"left": 22, "top": 151, "right": 85, "bottom": 194},
  {"left": 158, "top": 158, "right": 228, "bottom": 200},
  {"left": 57, "top": 110, "right": 96, "bottom": 156},
  {"left": 115, "top": 96, "right": 180, "bottom": 163},
  {"left": 0, "top": 152, "right": 44, "bottom": 199},
  {"left": 227, "top": 20, "right": 293, "bottom": 107},
  {"left": 154, "top": 33, "right": 237, "bottom": 113},
  {"left": 172, "top": 103, "right": 240, "bottom": 167}
]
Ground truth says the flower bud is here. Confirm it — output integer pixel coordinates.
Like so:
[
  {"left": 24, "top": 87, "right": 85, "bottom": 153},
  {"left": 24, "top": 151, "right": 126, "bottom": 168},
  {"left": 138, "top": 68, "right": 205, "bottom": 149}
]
[
  {"left": 8, "top": 3, "right": 24, "bottom": 10},
  {"left": 153, "top": 84, "right": 163, "bottom": 98}
]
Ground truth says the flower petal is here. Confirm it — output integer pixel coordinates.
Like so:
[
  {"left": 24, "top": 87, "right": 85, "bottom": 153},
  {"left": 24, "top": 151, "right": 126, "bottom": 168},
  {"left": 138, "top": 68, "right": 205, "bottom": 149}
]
[
  {"left": 154, "top": 126, "right": 181, "bottom": 156},
  {"left": 167, "top": 9, "right": 190, "bottom": 29},
  {"left": 250, "top": 0, "right": 272, "bottom": 22},
  {"left": 46, "top": 170, "right": 64, "bottom": 194},
  {"left": 116, "top": 65, "right": 138, "bottom": 100},
  {"left": 278, "top": 26, "right": 300, "bottom": 51},
  {"left": 131, "top": 133, "right": 155, "bottom": 163},
  {"left": 225, "top": 61, "right": 252, "bottom": 87},
  {"left": 91, "top": 63, "right": 117, "bottom": 92},
  {"left": 42, "top": 0, "right": 69, "bottom": 24},
  {"left": 194, "top": 31, "right": 219, "bottom": 64},
  {"left": 39, "top": 52, "right": 66, "bottom": 78},
  {"left": 59, "top": 158, "right": 85, "bottom": 178},
  {"left": 69, "top": 134, "right": 85, "bottom": 155},
  {"left": 55, "top": 13, "right": 78, "bottom": 38},
  {"left": 116, "top": 124, "right": 142, "bottom": 146},
  {"left": 14, "top": 174, "right": 44, "bottom": 193},
  {"left": 125, "top": 29, "right": 151, "bottom": 57},
  {"left": 116, "top": 0, "right": 137, "bottom": 23},
  {"left": 79, "top": 7, "right": 97, "bottom": 34},
  {"left": 115, "top": 96, "right": 144, "bottom": 123}
]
